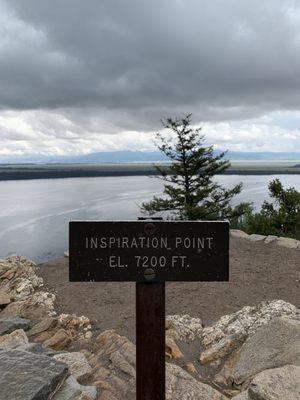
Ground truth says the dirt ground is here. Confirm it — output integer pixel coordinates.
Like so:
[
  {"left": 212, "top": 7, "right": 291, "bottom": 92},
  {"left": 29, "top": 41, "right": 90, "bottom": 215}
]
[{"left": 39, "top": 237, "right": 300, "bottom": 341}]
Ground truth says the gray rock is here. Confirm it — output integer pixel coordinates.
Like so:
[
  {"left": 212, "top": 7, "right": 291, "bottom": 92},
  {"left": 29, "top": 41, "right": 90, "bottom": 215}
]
[
  {"left": 52, "top": 376, "right": 97, "bottom": 400},
  {"left": 166, "top": 314, "right": 203, "bottom": 342},
  {"left": 16, "top": 342, "right": 62, "bottom": 357},
  {"left": 201, "top": 300, "right": 298, "bottom": 352},
  {"left": 0, "top": 349, "right": 68, "bottom": 400},
  {"left": 248, "top": 234, "right": 266, "bottom": 241},
  {"left": 264, "top": 235, "right": 279, "bottom": 244},
  {"left": 231, "top": 392, "right": 249, "bottom": 399},
  {"left": 53, "top": 352, "right": 92, "bottom": 384},
  {"left": 230, "top": 230, "right": 249, "bottom": 239},
  {"left": 166, "top": 363, "right": 227, "bottom": 400},
  {"left": 277, "top": 236, "right": 300, "bottom": 249},
  {"left": 232, "top": 365, "right": 300, "bottom": 399},
  {"left": 230, "top": 317, "right": 300, "bottom": 385},
  {"left": 0, "top": 290, "right": 10, "bottom": 306},
  {"left": 0, "top": 328, "right": 28, "bottom": 349},
  {"left": 0, "top": 316, "right": 31, "bottom": 335}
]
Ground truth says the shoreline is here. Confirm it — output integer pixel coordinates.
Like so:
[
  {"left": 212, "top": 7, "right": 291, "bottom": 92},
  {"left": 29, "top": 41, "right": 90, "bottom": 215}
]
[{"left": 1, "top": 163, "right": 300, "bottom": 181}]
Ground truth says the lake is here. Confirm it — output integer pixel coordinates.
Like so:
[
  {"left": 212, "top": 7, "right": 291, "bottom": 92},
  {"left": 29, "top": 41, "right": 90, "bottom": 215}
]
[{"left": 1, "top": 174, "right": 300, "bottom": 263}]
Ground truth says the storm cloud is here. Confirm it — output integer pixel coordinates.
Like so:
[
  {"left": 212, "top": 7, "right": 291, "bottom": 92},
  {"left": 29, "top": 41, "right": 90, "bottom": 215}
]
[{"left": 1, "top": 0, "right": 300, "bottom": 154}]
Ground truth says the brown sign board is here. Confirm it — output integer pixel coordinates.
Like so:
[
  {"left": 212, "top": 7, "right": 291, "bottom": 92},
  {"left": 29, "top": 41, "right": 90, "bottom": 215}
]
[{"left": 69, "top": 220, "right": 229, "bottom": 282}]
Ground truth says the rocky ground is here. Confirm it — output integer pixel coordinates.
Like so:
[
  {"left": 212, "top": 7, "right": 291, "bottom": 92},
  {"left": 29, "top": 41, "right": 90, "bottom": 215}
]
[
  {"left": 39, "top": 231, "right": 300, "bottom": 340},
  {"left": 0, "top": 231, "right": 299, "bottom": 399}
]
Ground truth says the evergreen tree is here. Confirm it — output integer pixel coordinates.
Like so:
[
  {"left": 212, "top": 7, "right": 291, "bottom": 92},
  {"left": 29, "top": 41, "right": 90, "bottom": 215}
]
[{"left": 142, "top": 114, "right": 250, "bottom": 220}]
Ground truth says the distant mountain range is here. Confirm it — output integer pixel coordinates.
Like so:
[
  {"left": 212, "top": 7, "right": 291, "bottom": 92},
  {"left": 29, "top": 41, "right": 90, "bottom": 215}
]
[{"left": 1, "top": 150, "right": 300, "bottom": 164}]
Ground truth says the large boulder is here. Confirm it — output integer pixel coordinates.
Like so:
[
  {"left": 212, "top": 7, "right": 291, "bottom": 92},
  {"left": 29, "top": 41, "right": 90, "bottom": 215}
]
[
  {"left": 200, "top": 300, "right": 298, "bottom": 363},
  {"left": 232, "top": 365, "right": 300, "bottom": 400},
  {"left": 166, "top": 363, "right": 227, "bottom": 400},
  {"left": 219, "top": 317, "right": 300, "bottom": 386},
  {"left": 0, "top": 349, "right": 68, "bottom": 400}
]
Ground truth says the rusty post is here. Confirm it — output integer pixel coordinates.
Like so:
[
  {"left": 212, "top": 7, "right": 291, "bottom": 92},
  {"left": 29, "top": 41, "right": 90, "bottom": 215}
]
[{"left": 136, "top": 281, "right": 165, "bottom": 400}]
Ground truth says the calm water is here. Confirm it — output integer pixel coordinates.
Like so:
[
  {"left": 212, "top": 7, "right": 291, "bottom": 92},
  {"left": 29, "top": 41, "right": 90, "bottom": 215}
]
[{"left": 1, "top": 175, "right": 300, "bottom": 263}]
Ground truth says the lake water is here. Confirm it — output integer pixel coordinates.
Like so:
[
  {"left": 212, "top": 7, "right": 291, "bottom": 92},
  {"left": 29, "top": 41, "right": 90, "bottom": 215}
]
[{"left": 1, "top": 175, "right": 300, "bottom": 263}]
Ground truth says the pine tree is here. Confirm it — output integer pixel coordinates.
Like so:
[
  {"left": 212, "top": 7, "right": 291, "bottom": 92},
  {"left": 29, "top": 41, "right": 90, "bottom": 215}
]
[{"left": 142, "top": 114, "right": 250, "bottom": 220}]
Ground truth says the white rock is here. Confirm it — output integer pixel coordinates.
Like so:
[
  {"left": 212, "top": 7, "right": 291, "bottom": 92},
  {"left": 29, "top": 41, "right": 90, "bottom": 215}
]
[
  {"left": 166, "top": 314, "right": 203, "bottom": 342},
  {"left": 230, "top": 230, "right": 249, "bottom": 239},
  {"left": 53, "top": 352, "right": 92, "bottom": 383},
  {"left": 264, "top": 235, "right": 279, "bottom": 244},
  {"left": 277, "top": 237, "right": 300, "bottom": 249},
  {"left": 248, "top": 234, "right": 266, "bottom": 242},
  {"left": 52, "top": 375, "right": 97, "bottom": 400},
  {"left": 201, "top": 300, "right": 298, "bottom": 356},
  {"left": 0, "top": 329, "right": 28, "bottom": 349},
  {"left": 166, "top": 363, "right": 227, "bottom": 400}
]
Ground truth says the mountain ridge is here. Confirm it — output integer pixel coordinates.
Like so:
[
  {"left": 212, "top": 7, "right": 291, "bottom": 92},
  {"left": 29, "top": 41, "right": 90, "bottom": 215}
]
[{"left": 1, "top": 150, "right": 300, "bottom": 164}]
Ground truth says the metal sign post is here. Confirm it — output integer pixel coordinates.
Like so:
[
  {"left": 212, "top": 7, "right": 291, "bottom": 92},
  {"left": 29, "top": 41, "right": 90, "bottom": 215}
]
[{"left": 69, "top": 219, "right": 229, "bottom": 399}]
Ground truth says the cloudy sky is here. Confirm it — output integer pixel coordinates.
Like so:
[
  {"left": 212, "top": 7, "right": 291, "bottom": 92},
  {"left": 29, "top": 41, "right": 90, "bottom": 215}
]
[{"left": 1, "top": 0, "right": 300, "bottom": 156}]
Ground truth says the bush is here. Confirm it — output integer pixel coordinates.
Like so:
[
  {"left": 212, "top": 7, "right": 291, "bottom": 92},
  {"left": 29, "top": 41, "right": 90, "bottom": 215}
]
[{"left": 236, "top": 178, "right": 300, "bottom": 239}]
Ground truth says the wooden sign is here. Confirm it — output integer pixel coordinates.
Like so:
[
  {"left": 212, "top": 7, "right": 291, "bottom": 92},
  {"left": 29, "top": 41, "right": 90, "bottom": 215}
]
[{"left": 69, "top": 220, "right": 229, "bottom": 283}]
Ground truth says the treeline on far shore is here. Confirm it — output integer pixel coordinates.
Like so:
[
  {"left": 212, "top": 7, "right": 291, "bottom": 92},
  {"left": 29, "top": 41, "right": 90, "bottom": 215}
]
[{"left": 0, "top": 162, "right": 300, "bottom": 181}]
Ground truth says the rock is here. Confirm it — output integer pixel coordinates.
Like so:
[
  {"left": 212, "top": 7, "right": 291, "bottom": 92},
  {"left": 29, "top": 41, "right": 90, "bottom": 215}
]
[
  {"left": 166, "top": 363, "right": 227, "bottom": 400},
  {"left": 165, "top": 337, "right": 183, "bottom": 359},
  {"left": 0, "top": 329, "right": 28, "bottom": 349},
  {"left": 0, "top": 291, "right": 56, "bottom": 321},
  {"left": 94, "top": 330, "right": 136, "bottom": 379},
  {"left": 43, "top": 329, "right": 72, "bottom": 350},
  {"left": 0, "top": 316, "right": 31, "bottom": 335},
  {"left": 201, "top": 300, "right": 298, "bottom": 352},
  {"left": 53, "top": 352, "right": 92, "bottom": 384},
  {"left": 200, "top": 332, "right": 245, "bottom": 365},
  {"left": 184, "top": 362, "right": 197, "bottom": 374},
  {"left": 52, "top": 375, "right": 97, "bottom": 400},
  {"left": 277, "top": 236, "right": 300, "bottom": 249},
  {"left": 0, "top": 256, "right": 43, "bottom": 301},
  {"left": 57, "top": 313, "right": 92, "bottom": 341},
  {"left": 264, "top": 235, "right": 279, "bottom": 244},
  {"left": 91, "top": 329, "right": 226, "bottom": 400},
  {"left": 16, "top": 342, "right": 62, "bottom": 357},
  {"left": 248, "top": 234, "right": 266, "bottom": 241},
  {"left": 230, "top": 230, "right": 249, "bottom": 239},
  {"left": 0, "top": 349, "right": 68, "bottom": 400},
  {"left": 232, "top": 365, "right": 300, "bottom": 399},
  {"left": 0, "top": 290, "right": 10, "bottom": 306},
  {"left": 98, "top": 391, "right": 118, "bottom": 400},
  {"left": 231, "top": 392, "right": 249, "bottom": 400},
  {"left": 225, "top": 317, "right": 300, "bottom": 386},
  {"left": 166, "top": 314, "right": 203, "bottom": 342},
  {"left": 28, "top": 317, "right": 57, "bottom": 336}
]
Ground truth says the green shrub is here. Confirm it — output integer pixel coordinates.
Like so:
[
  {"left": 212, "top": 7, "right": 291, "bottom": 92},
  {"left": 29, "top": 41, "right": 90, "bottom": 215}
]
[{"left": 235, "top": 178, "right": 300, "bottom": 239}]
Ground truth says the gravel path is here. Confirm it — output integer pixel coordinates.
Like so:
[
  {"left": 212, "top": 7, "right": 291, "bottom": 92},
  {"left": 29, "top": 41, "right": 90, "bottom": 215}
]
[{"left": 38, "top": 237, "right": 300, "bottom": 341}]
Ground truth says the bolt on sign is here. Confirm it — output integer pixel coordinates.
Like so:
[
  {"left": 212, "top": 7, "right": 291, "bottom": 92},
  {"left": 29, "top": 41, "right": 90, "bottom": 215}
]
[
  {"left": 69, "top": 220, "right": 229, "bottom": 400},
  {"left": 69, "top": 220, "right": 229, "bottom": 282}
]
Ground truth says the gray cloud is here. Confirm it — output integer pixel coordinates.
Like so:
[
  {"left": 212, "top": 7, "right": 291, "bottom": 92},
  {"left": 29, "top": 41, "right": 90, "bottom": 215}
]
[
  {"left": 1, "top": 0, "right": 300, "bottom": 155},
  {"left": 1, "top": 0, "right": 300, "bottom": 125}
]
